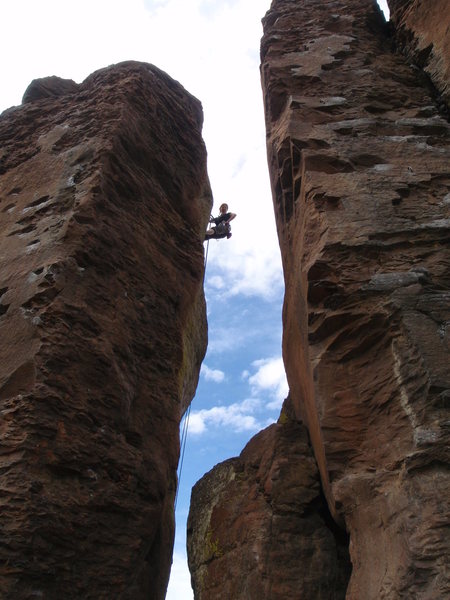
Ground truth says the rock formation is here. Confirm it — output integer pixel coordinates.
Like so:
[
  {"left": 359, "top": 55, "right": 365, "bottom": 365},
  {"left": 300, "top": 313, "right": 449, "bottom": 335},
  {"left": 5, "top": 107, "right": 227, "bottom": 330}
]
[
  {"left": 388, "top": 0, "right": 450, "bottom": 106},
  {"left": 0, "top": 61, "right": 211, "bottom": 599},
  {"left": 22, "top": 76, "right": 79, "bottom": 104},
  {"left": 188, "top": 398, "right": 351, "bottom": 599},
  {"left": 188, "top": 0, "right": 450, "bottom": 598}
]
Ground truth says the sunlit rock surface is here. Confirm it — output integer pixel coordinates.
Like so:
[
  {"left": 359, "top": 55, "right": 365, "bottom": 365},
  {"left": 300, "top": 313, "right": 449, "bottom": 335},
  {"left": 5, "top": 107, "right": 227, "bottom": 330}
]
[
  {"left": 388, "top": 0, "right": 450, "bottom": 107},
  {"left": 261, "top": 0, "right": 450, "bottom": 597},
  {"left": 188, "top": 0, "right": 449, "bottom": 598},
  {"left": 0, "top": 61, "right": 211, "bottom": 599}
]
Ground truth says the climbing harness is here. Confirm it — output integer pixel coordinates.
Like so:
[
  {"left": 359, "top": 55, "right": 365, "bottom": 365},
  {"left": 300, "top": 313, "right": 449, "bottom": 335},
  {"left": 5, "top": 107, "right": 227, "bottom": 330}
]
[
  {"left": 175, "top": 402, "right": 191, "bottom": 510},
  {"left": 205, "top": 212, "right": 233, "bottom": 244}
]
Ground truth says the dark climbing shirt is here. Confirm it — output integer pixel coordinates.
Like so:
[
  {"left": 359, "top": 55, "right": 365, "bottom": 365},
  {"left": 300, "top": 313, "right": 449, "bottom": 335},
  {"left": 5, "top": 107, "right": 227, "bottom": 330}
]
[{"left": 213, "top": 212, "right": 232, "bottom": 225}]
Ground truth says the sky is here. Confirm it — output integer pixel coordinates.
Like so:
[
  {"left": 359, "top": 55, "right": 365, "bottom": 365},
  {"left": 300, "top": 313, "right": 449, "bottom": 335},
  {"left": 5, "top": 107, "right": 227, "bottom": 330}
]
[{"left": 1, "top": 1, "right": 389, "bottom": 598}]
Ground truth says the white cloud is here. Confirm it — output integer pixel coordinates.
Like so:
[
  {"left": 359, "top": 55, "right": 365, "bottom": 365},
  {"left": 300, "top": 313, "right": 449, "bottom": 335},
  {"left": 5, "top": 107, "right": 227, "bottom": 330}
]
[
  {"left": 190, "top": 359, "right": 287, "bottom": 437},
  {"left": 206, "top": 325, "right": 250, "bottom": 355},
  {"left": 190, "top": 398, "right": 262, "bottom": 435},
  {"left": 166, "top": 551, "right": 193, "bottom": 600},
  {"left": 207, "top": 275, "right": 225, "bottom": 291},
  {"left": 248, "top": 357, "right": 289, "bottom": 410},
  {"left": 189, "top": 412, "right": 207, "bottom": 435},
  {"left": 201, "top": 364, "right": 225, "bottom": 383}
]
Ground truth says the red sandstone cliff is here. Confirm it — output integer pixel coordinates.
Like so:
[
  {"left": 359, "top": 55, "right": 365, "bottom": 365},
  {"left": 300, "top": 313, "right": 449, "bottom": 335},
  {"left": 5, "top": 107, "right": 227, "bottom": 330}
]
[
  {"left": 0, "top": 61, "right": 211, "bottom": 599},
  {"left": 187, "top": 1, "right": 450, "bottom": 598}
]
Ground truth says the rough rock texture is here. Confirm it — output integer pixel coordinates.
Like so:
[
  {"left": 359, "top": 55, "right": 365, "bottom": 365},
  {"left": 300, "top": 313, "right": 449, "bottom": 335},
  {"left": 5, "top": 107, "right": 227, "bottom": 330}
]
[
  {"left": 22, "top": 76, "right": 79, "bottom": 104},
  {"left": 187, "top": 398, "right": 351, "bottom": 600},
  {"left": 260, "top": 0, "right": 450, "bottom": 598},
  {"left": 0, "top": 61, "right": 211, "bottom": 599},
  {"left": 388, "top": 0, "right": 450, "bottom": 107}
]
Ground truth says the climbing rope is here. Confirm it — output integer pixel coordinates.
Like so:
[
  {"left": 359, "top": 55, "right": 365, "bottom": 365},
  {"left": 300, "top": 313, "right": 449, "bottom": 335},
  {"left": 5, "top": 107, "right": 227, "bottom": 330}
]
[
  {"left": 175, "top": 402, "right": 191, "bottom": 510},
  {"left": 204, "top": 237, "right": 210, "bottom": 271},
  {"left": 174, "top": 216, "right": 211, "bottom": 509},
  {"left": 204, "top": 214, "right": 213, "bottom": 270}
]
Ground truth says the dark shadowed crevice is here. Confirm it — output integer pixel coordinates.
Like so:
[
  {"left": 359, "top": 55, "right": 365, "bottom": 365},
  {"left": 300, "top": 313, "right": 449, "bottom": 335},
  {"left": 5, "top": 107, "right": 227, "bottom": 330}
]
[{"left": 317, "top": 488, "right": 352, "bottom": 599}]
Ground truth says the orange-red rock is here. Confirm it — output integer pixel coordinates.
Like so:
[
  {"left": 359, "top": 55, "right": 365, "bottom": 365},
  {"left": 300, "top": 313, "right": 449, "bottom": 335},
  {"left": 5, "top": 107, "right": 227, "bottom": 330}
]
[
  {"left": 187, "top": 399, "right": 351, "bottom": 600},
  {"left": 388, "top": 0, "right": 450, "bottom": 107},
  {"left": 261, "top": 0, "right": 450, "bottom": 598},
  {"left": 0, "top": 61, "right": 211, "bottom": 599}
]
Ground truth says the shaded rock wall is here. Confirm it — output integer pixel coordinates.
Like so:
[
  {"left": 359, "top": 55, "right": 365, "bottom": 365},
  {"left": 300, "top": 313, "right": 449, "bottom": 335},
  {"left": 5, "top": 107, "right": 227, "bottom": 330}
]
[
  {"left": 22, "top": 76, "right": 79, "bottom": 104},
  {"left": 388, "top": 0, "right": 450, "bottom": 106},
  {"left": 261, "top": 0, "right": 450, "bottom": 598},
  {"left": 188, "top": 398, "right": 351, "bottom": 600},
  {"left": 0, "top": 61, "right": 211, "bottom": 599}
]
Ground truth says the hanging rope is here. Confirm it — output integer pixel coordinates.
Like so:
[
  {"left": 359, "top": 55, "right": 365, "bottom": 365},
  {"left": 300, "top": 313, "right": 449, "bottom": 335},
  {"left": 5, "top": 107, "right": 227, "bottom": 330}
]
[
  {"left": 204, "top": 214, "right": 213, "bottom": 273},
  {"left": 174, "top": 215, "right": 212, "bottom": 509},
  {"left": 175, "top": 402, "right": 191, "bottom": 510},
  {"left": 204, "top": 237, "right": 210, "bottom": 272}
]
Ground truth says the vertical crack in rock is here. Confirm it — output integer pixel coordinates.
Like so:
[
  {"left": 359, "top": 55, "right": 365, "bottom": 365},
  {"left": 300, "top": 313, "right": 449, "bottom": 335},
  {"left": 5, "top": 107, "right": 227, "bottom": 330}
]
[{"left": 0, "top": 61, "right": 212, "bottom": 599}]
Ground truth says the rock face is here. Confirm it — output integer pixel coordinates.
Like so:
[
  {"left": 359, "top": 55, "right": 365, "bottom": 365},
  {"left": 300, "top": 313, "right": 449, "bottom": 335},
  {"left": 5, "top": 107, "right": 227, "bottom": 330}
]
[
  {"left": 388, "top": 0, "right": 450, "bottom": 106},
  {"left": 22, "top": 76, "right": 79, "bottom": 104},
  {"left": 0, "top": 61, "right": 211, "bottom": 599},
  {"left": 188, "top": 1, "right": 450, "bottom": 598},
  {"left": 261, "top": 0, "right": 450, "bottom": 597},
  {"left": 188, "top": 399, "right": 351, "bottom": 600}
]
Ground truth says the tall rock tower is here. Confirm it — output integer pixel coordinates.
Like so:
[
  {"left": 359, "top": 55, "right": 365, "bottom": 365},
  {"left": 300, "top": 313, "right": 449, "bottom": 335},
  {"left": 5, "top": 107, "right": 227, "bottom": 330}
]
[{"left": 0, "top": 61, "right": 211, "bottom": 599}]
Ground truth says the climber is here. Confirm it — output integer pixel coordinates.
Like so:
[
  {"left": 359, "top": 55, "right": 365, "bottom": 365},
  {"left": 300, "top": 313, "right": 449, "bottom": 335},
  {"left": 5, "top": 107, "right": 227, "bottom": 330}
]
[{"left": 205, "top": 203, "right": 236, "bottom": 241}]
